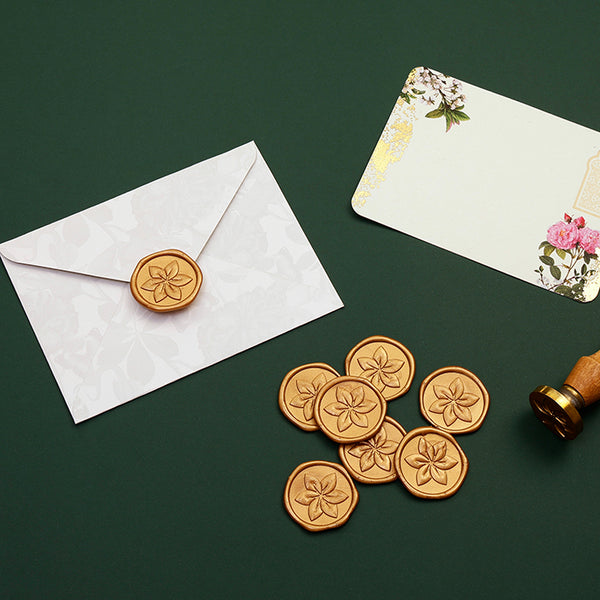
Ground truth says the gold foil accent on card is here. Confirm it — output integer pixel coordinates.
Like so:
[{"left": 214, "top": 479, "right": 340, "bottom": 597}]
[{"left": 130, "top": 249, "right": 202, "bottom": 312}]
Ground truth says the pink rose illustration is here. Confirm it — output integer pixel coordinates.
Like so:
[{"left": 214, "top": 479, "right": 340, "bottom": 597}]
[
  {"left": 547, "top": 221, "right": 579, "bottom": 250},
  {"left": 564, "top": 213, "right": 572, "bottom": 223},
  {"left": 573, "top": 216, "right": 586, "bottom": 228},
  {"left": 579, "top": 227, "right": 600, "bottom": 254}
]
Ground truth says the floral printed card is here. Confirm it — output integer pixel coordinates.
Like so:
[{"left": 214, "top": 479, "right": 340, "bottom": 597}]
[{"left": 352, "top": 66, "right": 600, "bottom": 302}]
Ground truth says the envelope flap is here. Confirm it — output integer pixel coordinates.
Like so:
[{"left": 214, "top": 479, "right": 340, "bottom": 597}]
[{"left": 0, "top": 142, "right": 257, "bottom": 282}]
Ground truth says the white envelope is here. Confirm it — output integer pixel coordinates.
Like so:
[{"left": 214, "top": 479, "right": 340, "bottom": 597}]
[{"left": 0, "top": 141, "right": 343, "bottom": 422}]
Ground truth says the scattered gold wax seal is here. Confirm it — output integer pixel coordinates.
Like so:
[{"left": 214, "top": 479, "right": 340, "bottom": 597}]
[
  {"left": 338, "top": 416, "right": 406, "bottom": 484},
  {"left": 420, "top": 366, "right": 489, "bottom": 434},
  {"left": 279, "top": 363, "right": 340, "bottom": 431},
  {"left": 283, "top": 461, "right": 359, "bottom": 532},
  {"left": 130, "top": 249, "right": 202, "bottom": 312},
  {"left": 394, "top": 427, "right": 468, "bottom": 500},
  {"left": 345, "top": 335, "right": 415, "bottom": 400},
  {"left": 313, "top": 376, "right": 386, "bottom": 444}
]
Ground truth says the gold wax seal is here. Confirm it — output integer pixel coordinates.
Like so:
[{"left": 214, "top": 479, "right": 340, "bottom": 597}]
[
  {"left": 278, "top": 363, "right": 340, "bottom": 432},
  {"left": 338, "top": 416, "right": 406, "bottom": 485},
  {"left": 283, "top": 461, "right": 359, "bottom": 532},
  {"left": 419, "top": 366, "right": 490, "bottom": 434},
  {"left": 130, "top": 249, "right": 202, "bottom": 312},
  {"left": 313, "top": 376, "right": 386, "bottom": 444},
  {"left": 345, "top": 335, "right": 415, "bottom": 401},
  {"left": 394, "top": 427, "right": 468, "bottom": 500}
]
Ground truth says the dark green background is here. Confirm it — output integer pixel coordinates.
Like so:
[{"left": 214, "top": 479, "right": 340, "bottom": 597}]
[{"left": 2, "top": 2, "right": 600, "bottom": 598}]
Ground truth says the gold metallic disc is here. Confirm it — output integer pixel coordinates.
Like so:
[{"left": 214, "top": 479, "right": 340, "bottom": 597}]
[
  {"left": 420, "top": 366, "right": 489, "bottom": 434},
  {"left": 283, "top": 461, "right": 359, "bottom": 532},
  {"left": 394, "top": 427, "right": 468, "bottom": 500},
  {"left": 345, "top": 335, "right": 415, "bottom": 400},
  {"left": 339, "top": 416, "right": 407, "bottom": 484},
  {"left": 529, "top": 385, "right": 583, "bottom": 440},
  {"left": 313, "top": 376, "right": 386, "bottom": 444},
  {"left": 278, "top": 363, "right": 340, "bottom": 431},
  {"left": 130, "top": 249, "right": 202, "bottom": 312}
]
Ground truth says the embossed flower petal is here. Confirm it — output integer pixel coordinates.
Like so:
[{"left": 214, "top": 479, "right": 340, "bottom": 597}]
[
  {"left": 416, "top": 464, "right": 432, "bottom": 485},
  {"left": 405, "top": 453, "right": 428, "bottom": 468},
  {"left": 348, "top": 443, "right": 370, "bottom": 459},
  {"left": 153, "top": 284, "right": 168, "bottom": 303},
  {"left": 357, "top": 356, "right": 379, "bottom": 371},
  {"left": 360, "top": 450, "right": 376, "bottom": 471},
  {"left": 382, "top": 358, "right": 404, "bottom": 373},
  {"left": 337, "top": 411, "right": 353, "bottom": 432},
  {"left": 430, "top": 465, "right": 447, "bottom": 485},
  {"left": 141, "top": 278, "right": 162, "bottom": 291},
  {"left": 374, "top": 452, "right": 392, "bottom": 471},
  {"left": 353, "top": 397, "right": 378, "bottom": 414},
  {"left": 350, "top": 385, "right": 365, "bottom": 406},
  {"left": 418, "top": 436, "right": 428, "bottom": 456},
  {"left": 453, "top": 404, "right": 473, "bottom": 423},
  {"left": 169, "top": 274, "right": 193, "bottom": 286},
  {"left": 449, "top": 377, "right": 464, "bottom": 398},
  {"left": 325, "top": 489, "right": 349, "bottom": 504},
  {"left": 289, "top": 393, "right": 311, "bottom": 409},
  {"left": 379, "top": 371, "right": 401, "bottom": 388},
  {"left": 436, "top": 456, "right": 458, "bottom": 470},
  {"left": 295, "top": 490, "right": 318, "bottom": 505},
  {"left": 350, "top": 411, "right": 369, "bottom": 428},
  {"left": 312, "top": 373, "right": 328, "bottom": 390},
  {"left": 308, "top": 498, "right": 323, "bottom": 521},
  {"left": 373, "top": 345, "right": 388, "bottom": 366},
  {"left": 324, "top": 402, "right": 347, "bottom": 417},
  {"left": 304, "top": 473, "right": 320, "bottom": 493},
  {"left": 432, "top": 441, "right": 447, "bottom": 462},
  {"left": 434, "top": 384, "right": 453, "bottom": 400},
  {"left": 302, "top": 399, "right": 315, "bottom": 421},
  {"left": 320, "top": 499, "right": 338, "bottom": 519},
  {"left": 373, "top": 428, "right": 387, "bottom": 447},
  {"left": 164, "top": 260, "right": 179, "bottom": 279},
  {"left": 320, "top": 473, "right": 337, "bottom": 495},
  {"left": 165, "top": 283, "right": 182, "bottom": 300},
  {"left": 149, "top": 265, "right": 165, "bottom": 279},
  {"left": 429, "top": 398, "right": 451, "bottom": 414},
  {"left": 296, "top": 380, "right": 314, "bottom": 395},
  {"left": 378, "top": 440, "right": 398, "bottom": 455},
  {"left": 443, "top": 405, "right": 458, "bottom": 426},
  {"left": 336, "top": 386, "right": 354, "bottom": 406},
  {"left": 457, "top": 393, "right": 479, "bottom": 407}
]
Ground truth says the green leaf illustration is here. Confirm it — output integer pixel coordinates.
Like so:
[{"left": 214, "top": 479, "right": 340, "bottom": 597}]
[
  {"left": 550, "top": 265, "right": 561, "bottom": 279},
  {"left": 445, "top": 113, "right": 453, "bottom": 132},
  {"left": 556, "top": 248, "right": 566, "bottom": 259},
  {"left": 543, "top": 245, "right": 555, "bottom": 256},
  {"left": 582, "top": 264, "right": 588, "bottom": 275},
  {"left": 452, "top": 110, "right": 470, "bottom": 122},
  {"left": 425, "top": 109, "right": 445, "bottom": 119},
  {"left": 539, "top": 241, "right": 552, "bottom": 250},
  {"left": 555, "top": 285, "right": 571, "bottom": 295},
  {"left": 539, "top": 255, "right": 554, "bottom": 266}
]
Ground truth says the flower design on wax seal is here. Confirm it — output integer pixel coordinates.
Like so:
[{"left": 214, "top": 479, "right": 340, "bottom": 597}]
[
  {"left": 295, "top": 472, "right": 349, "bottom": 521},
  {"left": 141, "top": 260, "right": 193, "bottom": 303},
  {"left": 348, "top": 426, "right": 397, "bottom": 472},
  {"left": 130, "top": 249, "right": 203, "bottom": 313},
  {"left": 357, "top": 345, "right": 404, "bottom": 390},
  {"left": 324, "top": 385, "right": 378, "bottom": 432},
  {"left": 404, "top": 437, "right": 458, "bottom": 486},
  {"left": 428, "top": 377, "right": 479, "bottom": 427},
  {"left": 289, "top": 373, "right": 329, "bottom": 422}
]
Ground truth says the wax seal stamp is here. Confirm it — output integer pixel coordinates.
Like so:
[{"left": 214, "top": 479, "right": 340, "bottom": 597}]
[
  {"left": 394, "top": 427, "right": 468, "bottom": 499},
  {"left": 529, "top": 349, "right": 600, "bottom": 439},
  {"left": 345, "top": 335, "right": 415, "bottom": 400},
  {"left": 278, "top": 363, "right": 340, "bottom": 431},
  {"left": 313, "top": 376, "right": 386, "bottom": 444},
  {"left": 420, "top": 366, "right": 489, "bottom": 434},
  {"left": 130, "top": 249, "right": 202, "bottom": 312},
  {"left": 283, "top": 461, "right": 359, "bottom": 532},
  {"left": 339, "top": 416, "right": 406, "bottom": 484}
]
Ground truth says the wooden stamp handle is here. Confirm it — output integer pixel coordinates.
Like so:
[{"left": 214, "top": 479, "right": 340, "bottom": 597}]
[{"left": 564, "top": 350, "right": 600, "bottom": 407}]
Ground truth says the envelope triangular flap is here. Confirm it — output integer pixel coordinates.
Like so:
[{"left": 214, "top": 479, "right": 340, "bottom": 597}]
[{"left": 0, "top": 142, "right": 257, "bottom": 282}]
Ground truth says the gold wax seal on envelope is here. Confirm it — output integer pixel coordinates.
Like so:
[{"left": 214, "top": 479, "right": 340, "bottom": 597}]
[{"left": 130, "top": 249, "right": 202, "bottom": 312}]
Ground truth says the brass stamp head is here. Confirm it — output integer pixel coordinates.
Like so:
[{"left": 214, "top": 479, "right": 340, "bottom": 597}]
[
  {"left": 529, "top": 385, "right": 583, "bottom": 440},
  {"left": 130, "top": 249, "right": 202, "bottom": 312}
]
